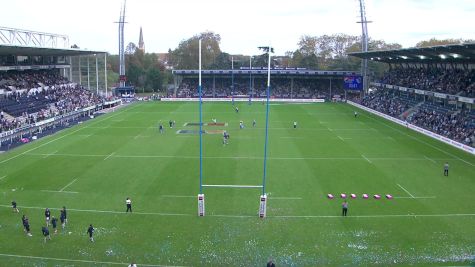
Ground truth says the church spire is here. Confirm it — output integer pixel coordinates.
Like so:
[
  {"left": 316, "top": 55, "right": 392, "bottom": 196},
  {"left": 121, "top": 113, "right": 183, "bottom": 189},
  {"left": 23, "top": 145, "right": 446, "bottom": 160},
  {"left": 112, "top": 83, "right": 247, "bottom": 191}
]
[{"left": 138, "top": 26, "right": 145, "bottom": 52}]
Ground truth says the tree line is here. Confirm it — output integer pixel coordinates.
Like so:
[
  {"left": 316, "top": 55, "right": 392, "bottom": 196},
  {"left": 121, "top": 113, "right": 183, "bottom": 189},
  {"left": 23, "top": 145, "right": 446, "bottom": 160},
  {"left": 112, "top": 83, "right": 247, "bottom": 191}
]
[{"left": 106, "top": 32, "right": 473, "bottom": 93}]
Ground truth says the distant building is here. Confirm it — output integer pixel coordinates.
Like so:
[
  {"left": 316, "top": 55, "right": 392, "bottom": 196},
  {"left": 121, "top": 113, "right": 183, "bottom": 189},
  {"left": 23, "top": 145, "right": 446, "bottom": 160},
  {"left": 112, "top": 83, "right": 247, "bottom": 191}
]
[
  {"left": 138, "top": 27, "right": 145, "bottom": 52},
  {"left": 157, "top": 53, "right": 173, "bottom": 70}
]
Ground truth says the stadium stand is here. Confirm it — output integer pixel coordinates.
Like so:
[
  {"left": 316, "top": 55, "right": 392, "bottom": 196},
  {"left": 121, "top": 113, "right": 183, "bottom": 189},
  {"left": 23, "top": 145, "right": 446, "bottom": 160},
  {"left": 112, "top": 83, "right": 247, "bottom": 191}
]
[{"left": 349, "top": 44, "right": 475, "bottom": 147}]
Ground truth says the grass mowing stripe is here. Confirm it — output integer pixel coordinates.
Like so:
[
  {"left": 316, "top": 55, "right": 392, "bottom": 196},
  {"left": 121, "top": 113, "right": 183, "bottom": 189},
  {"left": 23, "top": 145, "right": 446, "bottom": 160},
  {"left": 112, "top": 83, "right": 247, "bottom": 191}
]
[{"left": 0, "top": 253, "right": 183, "bottom": 267}]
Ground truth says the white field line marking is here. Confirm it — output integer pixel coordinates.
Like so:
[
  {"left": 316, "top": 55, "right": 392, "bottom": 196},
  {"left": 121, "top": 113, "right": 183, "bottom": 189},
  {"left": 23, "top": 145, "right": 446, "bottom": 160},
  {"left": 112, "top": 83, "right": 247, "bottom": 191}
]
[
  {"left": 327, "top": 127, "right": 333, "bottom": 132},
  {"left": 269, "top": 197, "right": 303, "bottom": 200},
  {"left": 354, "top": 107, "right": 475, "bottom": 167},
  {"left": 42, "top": 150, "right": 58, "bottom": 159},
  {"left": 393, "top": 196, "right": 436, "bottom": 199},
  {"left": 161, "top": 195, "right": 195, "bottom": 198},
  {"left": 424, "top": 155, "right": 436, "bottom": 164},
  {"left": 202, "top": 184, "right": 263, "bottom": 188},
  {"left": 78, "top": 134, "right": 92, "bottom": 138},
  {"left": 25, "top": 152, "right": 460, "bottom": 162},
  {"left": 397, "top": 183, "right": 415, "bottom": 198},
  {"left": 0, "top": 204, "right": 473, "bottom": 219},
  {"left": 41, "top": 190, "right": 78, "bottom": 194},
  {"left": 104, "top": 152, "right": 115, "bottom": 161},
  {"left": 386, "top": 136, "right": 396, "bottom": 141},
  {"left": 0, "top": 253, "right": 178, "bottom": 267},
  {"left": 0, "top": 103, "right": 137, "bottom": 165},
  {"left": 362, "top": 155, "right": 372, "bottom": 164},
  {"left": 59, "top": 178, "right": 78, "bottom": 192},
  {"left": 0, "top": 175, "right": 5, "bottom": 180},
  {"left": 338, "top": 136, "right": 344, "bottom": 141}
]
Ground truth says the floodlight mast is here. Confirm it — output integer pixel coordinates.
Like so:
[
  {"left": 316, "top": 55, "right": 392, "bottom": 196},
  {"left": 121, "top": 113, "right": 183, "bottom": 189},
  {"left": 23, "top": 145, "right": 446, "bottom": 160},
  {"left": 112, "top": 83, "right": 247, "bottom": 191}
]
[
  {"left": 357, "top": 0, "right": 371, "bottom": 94},
  {"left": 117, "top": 0, "right": 127, "bottom": 87}
]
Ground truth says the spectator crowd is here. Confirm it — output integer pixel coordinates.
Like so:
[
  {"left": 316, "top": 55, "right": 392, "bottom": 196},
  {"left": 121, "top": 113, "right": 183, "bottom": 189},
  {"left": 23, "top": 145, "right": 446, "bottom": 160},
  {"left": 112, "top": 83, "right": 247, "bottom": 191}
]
[
  {"left": 1, "top": 70, "right": 107, "bottom": 134},
  {"left": 380, "top": 67, "right": 475, "bottom": 97}
]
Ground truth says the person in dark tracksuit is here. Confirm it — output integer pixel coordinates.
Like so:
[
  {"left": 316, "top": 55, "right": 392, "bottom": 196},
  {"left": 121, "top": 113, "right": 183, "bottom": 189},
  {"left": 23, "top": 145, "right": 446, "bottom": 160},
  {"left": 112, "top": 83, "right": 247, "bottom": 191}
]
[
  {"left": 126, "top": 197, "right": 132, "bottom": 213},
  {"left": 22, "top": 215, "right": 32, "bottom": 236},
  {"left": 342, "top": 200, "right": 348, "bottom": 216},
  {"left": 51, "top": 216, "right": 58, "bottom": 234},
  {"left": 87, "top": 224, "right": 94, "bottom": 242},
  {"left": 42, "top": 226, "right": 51, "bottom": 242},
  {"left": 12, "top": 200, "right": 19, "bottom": 213}
]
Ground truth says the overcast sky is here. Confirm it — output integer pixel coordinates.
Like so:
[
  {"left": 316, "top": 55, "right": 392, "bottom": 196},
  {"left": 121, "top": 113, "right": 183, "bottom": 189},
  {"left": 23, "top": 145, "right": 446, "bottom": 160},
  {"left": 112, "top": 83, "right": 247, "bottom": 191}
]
[{"left": 1, "top": 0, "right": 474, "bottom": 55}]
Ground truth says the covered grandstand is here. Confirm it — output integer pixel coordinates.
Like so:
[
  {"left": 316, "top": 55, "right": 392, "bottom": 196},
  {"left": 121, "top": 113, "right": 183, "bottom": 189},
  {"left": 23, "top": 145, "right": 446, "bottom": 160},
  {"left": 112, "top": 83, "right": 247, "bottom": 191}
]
[
  {"left": 171, "top": 68, "right": 361, "bottom": 99},
  {"left": 0, "top": 27, "right": 119, "bottom": 150},
  {"left": 348, "top": 43, "right": 475, "bottom": 147}
]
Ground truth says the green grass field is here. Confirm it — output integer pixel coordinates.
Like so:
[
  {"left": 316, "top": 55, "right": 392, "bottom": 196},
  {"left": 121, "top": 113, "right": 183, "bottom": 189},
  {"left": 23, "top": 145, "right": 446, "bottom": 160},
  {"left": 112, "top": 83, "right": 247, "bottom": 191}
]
[{"left": 0, "top": 101, "right": 474, "bottom": 266}]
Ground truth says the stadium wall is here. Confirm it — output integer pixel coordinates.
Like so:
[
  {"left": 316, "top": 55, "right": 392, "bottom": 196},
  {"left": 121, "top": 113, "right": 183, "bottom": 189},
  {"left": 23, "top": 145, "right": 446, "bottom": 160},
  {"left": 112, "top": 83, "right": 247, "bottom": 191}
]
[
  {"left": 161, "top": 98, "right": 325, "bottom": 103},
  {"left": 347, "top": 101, "right": 475, "bottom": 155}
]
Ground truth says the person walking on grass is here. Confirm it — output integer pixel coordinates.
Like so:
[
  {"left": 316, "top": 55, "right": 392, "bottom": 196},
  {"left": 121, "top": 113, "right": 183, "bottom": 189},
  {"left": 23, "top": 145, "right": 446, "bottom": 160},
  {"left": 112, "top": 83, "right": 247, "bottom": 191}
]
[
  {"left": 22, "top": 215, "right": 32, "bottom": 236},
  {"left": 42, "top": 226, "right": 51, "bottom": 243},
  {"left": 342, "top": 200, "right": 348, "bottom": 216},
  {"left": 60, "top": 207, "right": 67, "bottom": 230},
  {"left": 45, "top": 208, "right": 51, "bottom": 227},
  {"left": 87, "top": 224, "right": 95, "bottom": 242},
  {"left": 444, "top": 162, "right": 449, "bottom": 176},
  {"left": 126, "top": 197, "right": 132, "bottom": 213},
  {"left": 51, "top": 216, "right": 58, "bottom": 234},
  {"left": 12, "top": 200, "right": 19, "bottom": 213}
]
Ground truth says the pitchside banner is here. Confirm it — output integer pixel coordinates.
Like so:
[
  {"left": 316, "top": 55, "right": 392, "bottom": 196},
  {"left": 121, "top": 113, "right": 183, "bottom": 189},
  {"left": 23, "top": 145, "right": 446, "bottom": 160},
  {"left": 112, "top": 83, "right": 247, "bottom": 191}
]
[
  {"left": 197, "top": 194, "right": 205, "bottom": 216},
  {"left": 259, "top": 195, "right": 267, "bottom": 218},
  {"left": 343, "top": 76, "right": 363, "bottom": 90}
]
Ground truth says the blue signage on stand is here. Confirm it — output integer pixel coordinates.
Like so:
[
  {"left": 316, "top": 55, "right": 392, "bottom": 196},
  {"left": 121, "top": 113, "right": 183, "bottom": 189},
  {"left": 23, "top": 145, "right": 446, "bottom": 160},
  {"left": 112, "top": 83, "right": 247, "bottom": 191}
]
[{"left": 344, "top": 76, "right": 363, "bottom": 90}]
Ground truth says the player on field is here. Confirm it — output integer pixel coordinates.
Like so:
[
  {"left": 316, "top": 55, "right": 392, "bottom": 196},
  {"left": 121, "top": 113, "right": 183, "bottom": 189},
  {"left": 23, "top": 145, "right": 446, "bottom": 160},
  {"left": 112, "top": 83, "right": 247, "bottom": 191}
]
[
  {"left": 126, "top": 197, "right": 132, "bottom": 213},
  {"left": 87, "top": 224, "right": 95, "bottom": 242},
  {"left": 45, "top": 208, "right": 51, "bottom": 227},
  {"left": 293, "top": 121, "right": 297, "bottom": 129},
  {"left": 51, "top": 216, "right": 58, "bottom": 234},
  {"left": 342, "top": 200, "right": 348, "bottom": 216},
  {"left": 169, "top": 120, "right": 173, "bottom": 128},
  {"left": 253, "top": 119, "right": 256, "bottom": 127},
  {"left": 239, "top": 121, "right": 244, "bottom": 129},
  {"left": 354, "top": 111, "right": 358, "bottom": 118},
  {"left": 12, "top": 200, "right": 19, "bottom": 213},
  {"left": 223, "top": 131, "right": 229, "bottom": 145},
  {"left": 60, "top": 207, "right": 67, "bottom": 229},
  {"left": 42, "top": 226, "right": 51, "bottom": 243},
  {"left": 235, "top": 106, "right": 239, "bottom": 113},
  {"left": 22, "top": 215, "right": 32, "bottom": 236},
  {"left": 444, "top": 162, "right": 449, "bottom": 176},
  {"left": 159, "top": 122, "right": 164, "bottom": 133}
]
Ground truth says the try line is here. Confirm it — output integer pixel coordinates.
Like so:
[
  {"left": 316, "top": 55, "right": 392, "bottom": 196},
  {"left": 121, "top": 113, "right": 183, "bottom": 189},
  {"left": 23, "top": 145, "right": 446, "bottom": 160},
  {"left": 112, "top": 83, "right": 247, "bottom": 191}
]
[{"left": 1, "top": 205, "right": 473, "bottom": 219}]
